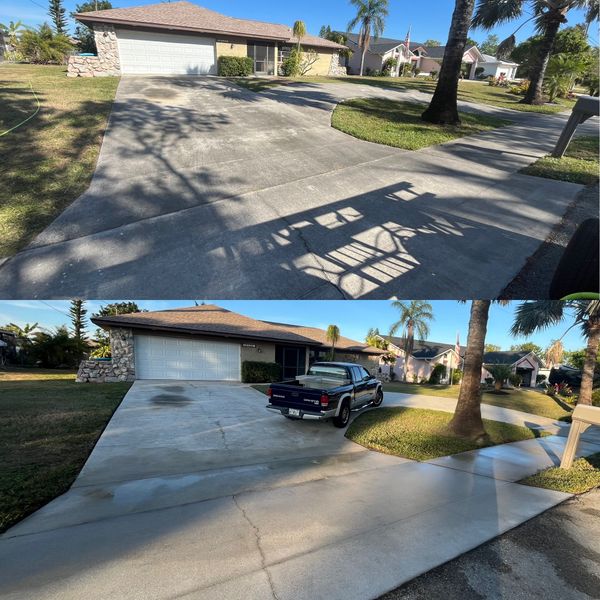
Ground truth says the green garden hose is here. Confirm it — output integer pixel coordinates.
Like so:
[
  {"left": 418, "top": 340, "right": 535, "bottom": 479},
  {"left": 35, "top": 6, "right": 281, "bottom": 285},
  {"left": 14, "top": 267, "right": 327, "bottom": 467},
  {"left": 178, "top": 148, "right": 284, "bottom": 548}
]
[{"left": 0, "top": 81, "right": 40, "bottom": 138}]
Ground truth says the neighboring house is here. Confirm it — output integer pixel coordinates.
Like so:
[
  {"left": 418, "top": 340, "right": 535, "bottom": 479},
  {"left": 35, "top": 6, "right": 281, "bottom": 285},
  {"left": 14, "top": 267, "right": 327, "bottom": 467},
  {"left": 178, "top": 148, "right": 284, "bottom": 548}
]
[
  {"left": 416, "top": 45, "right": 520, "bottom": 79},
  {"left": 79, "top": 304, "right": 384, "bottom": 382},
  {"left": 0, "top": 329, "right": 17, "bottom": 365},
  {"left": 379, "top": 336, "right": 464, "bottom": 383},
  {"left": 481, "top": 351, "right": 541, "bottom": 388},
  {"left": 69, "top": 0, "right": 346, "bottom": 77},
  {"left": 342, "top": 33, "right": 422, "bottom": 76},
  {"left": 341, "top": 34, "right": 518, "bottom": 80}
]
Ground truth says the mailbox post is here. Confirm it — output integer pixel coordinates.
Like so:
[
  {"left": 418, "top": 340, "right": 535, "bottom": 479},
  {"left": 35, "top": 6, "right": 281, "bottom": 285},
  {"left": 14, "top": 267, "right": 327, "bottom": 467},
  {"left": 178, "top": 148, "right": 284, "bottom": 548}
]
[
  {"left": 552, "top": 96, "right": 600, "bottom": 158},
  {"left": 560, "top": 404, "right": 600, "bottom": 469}
]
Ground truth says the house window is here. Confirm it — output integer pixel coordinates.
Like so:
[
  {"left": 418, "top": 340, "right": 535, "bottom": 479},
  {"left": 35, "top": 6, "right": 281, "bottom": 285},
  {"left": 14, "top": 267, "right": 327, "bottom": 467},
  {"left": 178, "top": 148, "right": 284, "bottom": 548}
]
[{"left": 247, "top": 42, "right": 275, "bottom": 75}]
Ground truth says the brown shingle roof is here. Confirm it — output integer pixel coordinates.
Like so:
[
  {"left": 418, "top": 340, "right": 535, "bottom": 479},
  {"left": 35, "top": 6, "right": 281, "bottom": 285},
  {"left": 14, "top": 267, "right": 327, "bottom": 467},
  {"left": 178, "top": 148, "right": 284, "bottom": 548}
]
[
  {"left": 93, "top": 305, "right": 382, "bottom": 354},
  {"left": 76, "top": 1, "right": 346, "bottom": 50}
]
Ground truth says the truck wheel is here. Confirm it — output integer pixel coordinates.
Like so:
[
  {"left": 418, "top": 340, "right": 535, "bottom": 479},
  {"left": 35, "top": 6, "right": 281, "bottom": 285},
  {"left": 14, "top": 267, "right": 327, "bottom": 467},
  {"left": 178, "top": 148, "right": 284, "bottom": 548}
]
[
  {"left": 372, "top": 389, "right": 384, "bottom": 407},
  {"left": 333, "top": 401, "right": 351, "bottom": 428}
]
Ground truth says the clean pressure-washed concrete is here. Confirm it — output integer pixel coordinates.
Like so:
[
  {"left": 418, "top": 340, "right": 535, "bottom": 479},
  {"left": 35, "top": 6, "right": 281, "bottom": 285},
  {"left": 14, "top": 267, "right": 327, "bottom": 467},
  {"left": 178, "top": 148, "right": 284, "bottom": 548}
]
[
  {"left": 0, "top": 78, "right": 597, "bottom": 299},
  {"left": 2, "top": 381, "right": 600, "bottom": 600}
]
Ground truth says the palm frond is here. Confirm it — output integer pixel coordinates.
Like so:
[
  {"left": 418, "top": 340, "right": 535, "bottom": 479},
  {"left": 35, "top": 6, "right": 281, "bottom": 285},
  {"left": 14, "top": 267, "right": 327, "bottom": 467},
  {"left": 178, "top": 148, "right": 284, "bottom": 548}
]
[
  {"left": 472, "top": 0, "right": 525, "bottom": 30},
  {"left": 511, "top": 300, "right": 566, "bottom": 336},
  {"left": 496, "top": 34, "right": 516, "bottom": 59}
]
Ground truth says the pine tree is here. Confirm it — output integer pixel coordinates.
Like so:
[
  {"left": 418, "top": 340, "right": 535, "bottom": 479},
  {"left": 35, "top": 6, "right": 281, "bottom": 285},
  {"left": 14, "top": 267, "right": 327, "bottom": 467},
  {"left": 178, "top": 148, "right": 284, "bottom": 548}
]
[
  {"left": 69, "top": 299, "right": 88, "bottom": 342},
  {"left": 48, "top": 0, "right": 68, "bottom": 35}
]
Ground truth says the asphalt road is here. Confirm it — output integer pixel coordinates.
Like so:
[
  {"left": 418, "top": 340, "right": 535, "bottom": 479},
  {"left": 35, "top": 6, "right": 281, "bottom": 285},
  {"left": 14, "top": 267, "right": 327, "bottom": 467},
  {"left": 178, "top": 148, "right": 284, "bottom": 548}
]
[{"left": 380, "top": 488, "right": 600, "bottom": 600}]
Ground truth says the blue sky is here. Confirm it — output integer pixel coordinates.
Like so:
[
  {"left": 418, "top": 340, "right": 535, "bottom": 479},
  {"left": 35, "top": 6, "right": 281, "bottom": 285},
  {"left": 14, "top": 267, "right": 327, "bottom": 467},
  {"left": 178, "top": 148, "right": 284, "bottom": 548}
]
[
  {"left": 2, "top": 0, "right": 592, "bottom": 46},
  {"left": 0, "top": 300, "right": 587, "bottom": 352}
]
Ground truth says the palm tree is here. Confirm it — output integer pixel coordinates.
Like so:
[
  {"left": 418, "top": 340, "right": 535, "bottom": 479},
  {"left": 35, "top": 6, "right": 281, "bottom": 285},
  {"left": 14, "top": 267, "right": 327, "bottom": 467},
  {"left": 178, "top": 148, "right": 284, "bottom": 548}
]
[
  {"left": 545, "top": 339, "right": 564, "bottom": 369},
  {"left": 486, "top": 363, "right": 513, "bottom": 391},
  {"left": 511, "top": 300, "right": 599, "bottom": 405},
  {"left": 448, "top": 300, "right": 490, "bottom": 442},
  {"left": 4, "top": 322, "right": 39, "bottom": 342},
  {"left": 389, "top": 301, "right": 434, "bottom": 382},
  {"left": 472, "top": 0, "right": 598, "bottom": 105},
  {"left": 0, "top": 20, "right": 28, "bottom": 47},
  {"left": 421, "top": 0, "right": 477, "bottom": 125},
  {"left": 293, "top": 20, "right": 306, "bottom": 52},
  {"left": 326, "top": 324, "right": 340, "bottom": 360},
  {"left": 347, "top": 0, "right": 389, "bottom": 76}
]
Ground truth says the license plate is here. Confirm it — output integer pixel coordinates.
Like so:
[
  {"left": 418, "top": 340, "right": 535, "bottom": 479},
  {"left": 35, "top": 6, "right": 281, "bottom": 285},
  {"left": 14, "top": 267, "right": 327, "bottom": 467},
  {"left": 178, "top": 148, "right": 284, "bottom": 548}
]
[{"left": 289, "top": 408, "right": 300, "bottom": 417}]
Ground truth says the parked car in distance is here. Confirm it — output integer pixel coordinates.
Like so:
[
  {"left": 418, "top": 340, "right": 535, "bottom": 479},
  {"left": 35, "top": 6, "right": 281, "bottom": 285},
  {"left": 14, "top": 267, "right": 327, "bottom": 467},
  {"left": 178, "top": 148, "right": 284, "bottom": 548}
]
[{"left": 266, "top": 362, "right": 383, "bottom": 428}]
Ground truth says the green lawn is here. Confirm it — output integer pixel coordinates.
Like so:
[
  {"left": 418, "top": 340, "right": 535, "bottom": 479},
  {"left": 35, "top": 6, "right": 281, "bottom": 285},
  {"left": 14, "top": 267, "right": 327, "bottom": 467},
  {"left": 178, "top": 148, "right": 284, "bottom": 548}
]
[
  {"left": 521, "top": 135, "right": 599, "bottom": 185},
  {"left": 0, "top": 369, "right": 130, "bottom": 533},
  {"left": 346, "top": 407, "right": 544, "bottom": 461},
  {"left": 0, "top": 64, "right": 118, "bottom": 258},
  {"left": 520, "top": 452, "right": 600, "bottom": 494},
  {"left": 232, "top": 75, "right": 575, "bottom": 114},
  {"left": 331, "top": 98, "right": 509, "bottom": 150},
  {"left": 383, "top": 382, "right": 570, "bottom": 421}
]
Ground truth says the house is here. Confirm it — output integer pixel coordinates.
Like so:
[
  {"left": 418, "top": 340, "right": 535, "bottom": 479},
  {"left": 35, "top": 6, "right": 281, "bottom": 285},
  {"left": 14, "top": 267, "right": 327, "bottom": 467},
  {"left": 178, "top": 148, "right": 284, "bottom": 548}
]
[
  {"left": 481, "top": 351, "right": 541, "bottom": 388},
  {"left": 342, "top": 33, "right": 422, "bottom": 76},
  {"left": 78, "top": 304, "right": 384, "bottom": 382},
  {"left": 0, "top": 328, "right": 17, "bottom": 365},
  {"left": 415, "top": 45, "right": 520, "bottom": 80},
  {"left": 379, "top": 336, "right": 464, "bottom": 383},
  {"left": 342, "top": 33, "right": 520, "bottom": 80},
  {"left": 68, "top": 1, "right": 346, "bottom": 77}
]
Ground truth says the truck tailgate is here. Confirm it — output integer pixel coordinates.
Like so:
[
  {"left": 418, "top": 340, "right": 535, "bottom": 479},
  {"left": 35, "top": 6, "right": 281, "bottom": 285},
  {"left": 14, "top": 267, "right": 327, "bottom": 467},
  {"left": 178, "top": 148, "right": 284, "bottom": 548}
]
[{"left": 269, "top": 384, "right": 323, "bottom": 410}]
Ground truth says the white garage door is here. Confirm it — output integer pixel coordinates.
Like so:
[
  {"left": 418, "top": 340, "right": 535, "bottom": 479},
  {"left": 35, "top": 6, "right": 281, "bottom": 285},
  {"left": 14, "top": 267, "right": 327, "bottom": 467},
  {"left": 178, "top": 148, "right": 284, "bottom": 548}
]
[
  {"left": 116, "top": 29, "right": 216, "bottom": 75},
  {"left": 135, "top": 335, "right": 240, "bottom": 380}
]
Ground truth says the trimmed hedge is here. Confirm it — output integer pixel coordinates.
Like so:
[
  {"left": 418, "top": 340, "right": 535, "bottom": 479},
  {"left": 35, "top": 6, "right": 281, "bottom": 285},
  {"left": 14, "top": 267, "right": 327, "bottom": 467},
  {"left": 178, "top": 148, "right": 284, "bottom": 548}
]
[
  {"left": 218, "top": 56, "right": 254, "bottom": 76},
  {"left": 242, "top": 361, "right": 282, "bottom": 383}
]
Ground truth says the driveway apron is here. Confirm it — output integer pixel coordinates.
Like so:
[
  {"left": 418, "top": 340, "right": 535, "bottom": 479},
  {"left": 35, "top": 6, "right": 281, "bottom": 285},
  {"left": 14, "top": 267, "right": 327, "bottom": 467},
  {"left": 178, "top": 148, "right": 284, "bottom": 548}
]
[{"left": 2, "top": 381, "right": 599, "bottom": 600}]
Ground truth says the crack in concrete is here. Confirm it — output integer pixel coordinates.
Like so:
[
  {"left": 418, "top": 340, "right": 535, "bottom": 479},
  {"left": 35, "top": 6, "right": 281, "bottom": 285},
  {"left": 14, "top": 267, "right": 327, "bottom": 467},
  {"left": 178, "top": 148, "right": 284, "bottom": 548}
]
[
  {"left": 215, "top": 419, "right": 231, "bottom": 451},
  {"left": 261, "top": 195, "right": 348, "bottom": 299},
  {"left": 232, "top": 495, "right": 280, "bottom": 600}
]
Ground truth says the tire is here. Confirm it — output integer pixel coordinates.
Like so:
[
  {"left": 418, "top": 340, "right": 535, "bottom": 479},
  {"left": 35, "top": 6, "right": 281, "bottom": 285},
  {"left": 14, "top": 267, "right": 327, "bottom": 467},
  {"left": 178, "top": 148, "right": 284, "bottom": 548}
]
[
  {"left": 333, "top": 400, "right": 351, "bottom": 428},
  {"left": 550, "top": 218, "right": 599, "bottom": 298},
  {"left": 372, "top": 388, "right": 384, "bottom": 407}
]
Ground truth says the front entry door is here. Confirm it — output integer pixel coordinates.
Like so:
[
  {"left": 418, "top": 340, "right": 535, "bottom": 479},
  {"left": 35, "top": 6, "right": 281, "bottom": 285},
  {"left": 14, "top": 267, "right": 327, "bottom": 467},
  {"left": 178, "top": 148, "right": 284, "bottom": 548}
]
[{"left": 248, "top": 42, "right": 275, "bottom": 75}]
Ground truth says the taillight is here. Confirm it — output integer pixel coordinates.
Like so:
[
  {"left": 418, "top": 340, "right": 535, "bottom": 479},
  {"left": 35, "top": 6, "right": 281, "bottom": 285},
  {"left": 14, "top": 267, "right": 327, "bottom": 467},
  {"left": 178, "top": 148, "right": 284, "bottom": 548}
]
[
  {"left": 320, "top": 393, "right": 329, "bottom": 407},
  {"left": 267, "top": 387, "right": 273, "bottom": 398}
]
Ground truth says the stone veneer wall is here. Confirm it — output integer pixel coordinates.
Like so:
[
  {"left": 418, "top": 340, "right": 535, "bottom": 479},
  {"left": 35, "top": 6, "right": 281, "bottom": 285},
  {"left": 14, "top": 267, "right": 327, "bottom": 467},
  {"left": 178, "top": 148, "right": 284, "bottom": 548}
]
[
  {"left": 67, "top": 23, "right": 121, "bottom": 77},
  {"left": 328, "top": 52, "right": 347, "bottom": 77},
  {"left": 77, "top": 328, "right": 135, "bottom": 382}
]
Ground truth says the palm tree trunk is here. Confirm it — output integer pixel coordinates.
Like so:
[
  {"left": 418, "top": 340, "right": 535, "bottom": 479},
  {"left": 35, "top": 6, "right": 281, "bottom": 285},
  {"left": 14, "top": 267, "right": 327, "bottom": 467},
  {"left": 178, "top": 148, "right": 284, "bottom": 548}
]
[
  {"left": 448, "top": 300, "right": 490, "bottom": 443},
  {"left": 578, "top": 315, "right": 599, "bottom": 406},
  {"left": 360, "top": 47, "right": 367, "bottom": 76},
  {"left": 421, "top": 0, "right": 475, "bottom": 125},
  {"left": 522, "top": 12, "right": 564, "bottom": 105}
]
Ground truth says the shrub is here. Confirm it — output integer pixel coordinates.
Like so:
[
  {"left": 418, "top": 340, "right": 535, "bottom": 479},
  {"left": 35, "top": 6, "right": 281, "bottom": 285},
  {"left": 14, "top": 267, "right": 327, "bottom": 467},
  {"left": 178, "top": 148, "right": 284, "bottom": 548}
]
[
  {"left": 90, "top": 344, "right": 111, "bottom": 359},
  {"left": 18, "top": 23, "right": 73, "bottom": 64},
  {"left": 475, "top": 66, "right": 484, "bottom": 77},
  {"left": 509, "top": 373, "right": 522, "bottom": 387},
  {"left": 592, "top": 388, "right": 600, "bottom": 407},
  {"left": 536, "top": 374, "right": 547, "bottom": 384},
  {"left": 241, "top": 361, "right": 282, "bottom": 383},
  {"left": 390, "top": 370, "right": 397, "bottom": 381},
  {"left": 217, "top": 55, "right": 254, "bottom": 77},
  {"left": 281, "top": 47, "right": 302, "bottom": 76},
  {"left": 382, "top": 57, "right": 398, "bottom": 76},
  {"left": 412, "top": 374, "right": 418, "bottom": 383},
  {"left": 452, "top": 369, "right": 463, "bottom": 385},
  {"left": 429, "top": 364, "right": 447, "bottom": 384},
  {"left": 487, "top": 364, "right": 513, "bottom": 391}
]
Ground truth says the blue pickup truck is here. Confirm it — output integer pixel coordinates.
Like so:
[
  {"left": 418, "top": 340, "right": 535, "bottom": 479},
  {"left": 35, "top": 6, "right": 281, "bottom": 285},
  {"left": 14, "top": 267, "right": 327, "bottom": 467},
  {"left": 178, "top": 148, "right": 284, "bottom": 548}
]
[{"left": 266, "top": 362, "right": 383, "bottom": 428}]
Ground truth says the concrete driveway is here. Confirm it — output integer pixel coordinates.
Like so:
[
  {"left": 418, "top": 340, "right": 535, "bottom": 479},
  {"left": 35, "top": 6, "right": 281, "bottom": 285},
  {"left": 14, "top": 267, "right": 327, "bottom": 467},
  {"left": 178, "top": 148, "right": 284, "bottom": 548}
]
[
  {"left": 2, "top": 381, "right": 593, "bottom": 600},
  {"left": 0, "top": 77, "right": 594, "bottom": 299}
]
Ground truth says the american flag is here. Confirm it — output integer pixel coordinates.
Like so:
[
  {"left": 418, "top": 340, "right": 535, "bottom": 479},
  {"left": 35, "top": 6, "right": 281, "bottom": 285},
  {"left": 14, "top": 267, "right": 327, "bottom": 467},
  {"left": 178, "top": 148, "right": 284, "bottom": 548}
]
[
  {"left": 454, "top": 332, "right": 461, "bottom": 368},
  {"left": 404, "top": 26, "right": 411, "bottom": 60}
]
